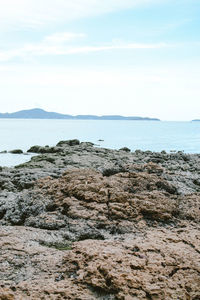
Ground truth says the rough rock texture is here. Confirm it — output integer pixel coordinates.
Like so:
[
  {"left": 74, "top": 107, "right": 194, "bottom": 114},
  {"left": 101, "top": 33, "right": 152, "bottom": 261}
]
[
  {"left": 0, "top": 226, "right": 199, "bottom": 299},
  {"left": 64, "top": 228, "right": 200, "bottom": 300},
  {"left": 0, "top": 140, "right": 200, "bottom": 299},
  {"left": 13, "top": 140, "right": 200, "bottom": 195}
]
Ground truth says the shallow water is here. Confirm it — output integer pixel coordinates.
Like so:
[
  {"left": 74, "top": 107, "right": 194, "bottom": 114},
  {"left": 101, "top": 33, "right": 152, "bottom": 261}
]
[
  {"left": 0, "top": 119, "right": 200, "bottom": 166},
  {"left": 0, "top": 153, "right": 36, "bottom": 167}
]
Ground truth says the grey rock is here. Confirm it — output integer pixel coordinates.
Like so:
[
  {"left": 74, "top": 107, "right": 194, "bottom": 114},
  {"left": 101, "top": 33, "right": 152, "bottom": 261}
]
[
  {"left": 119, "top": 147, "right": 131, "bottom": 152},
  {"left": 9, "top": 149, "right": 23, "bottom": 154},
  {"left": 56, "top": 139, "right": 80, "bottom": 146},
  {"left": 0, "top": 140, "right": 200, "bottom": 299}
]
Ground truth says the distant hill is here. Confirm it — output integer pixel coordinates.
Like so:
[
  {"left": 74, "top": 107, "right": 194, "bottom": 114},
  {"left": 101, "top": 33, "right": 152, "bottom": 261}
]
[
  {"left": 0, "top": 108, "right": 160, "bottom": 121},
  {"left": 192, "top": 119, "right": 200, "bottom": 122}
]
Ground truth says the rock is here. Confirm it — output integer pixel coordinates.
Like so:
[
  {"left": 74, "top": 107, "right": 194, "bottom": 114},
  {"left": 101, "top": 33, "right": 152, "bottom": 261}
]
[
  {"left": 0, "top": 140, "right": 200, "bottom": 299},
  {"left": 161, "top": 150, "right": 167, "bottom": 154},
  {"left": 100, "top": 164, "right": 126, "bottom": 176},
  {"left": 9, "top": 149, "right": 23, "bottom": 154},
  {"left": 1, "top": 167, "right": 198, "bottom": 234},
  {"left": 119, "top": 147, "right": 131, "bottom": 152},
  {"left": 33, "top": 169, "right": 180, "bottom": 224},
  {"left": 63, "top": 227, "right": 200, "bottom": 299},
  {"left": 27, "top": 145, "right": 62, "bottom": 153},
  {"left": 0, "top": 288, "right": 14, "bottom": 300},
  {"left": 56, "top": 139, "right": 80, "bottom": 146},
  {"left": 80, "top": 141, "right": 94, "bottom": 147},
  {"left": 27, "top": 145, "right": 41, "bottom": 153},
  {"left": 8, "top": 140, "right": 200, "bottom": 195},
  {"left": 0, "top": 226, "right": 199, "bottom": 299}
]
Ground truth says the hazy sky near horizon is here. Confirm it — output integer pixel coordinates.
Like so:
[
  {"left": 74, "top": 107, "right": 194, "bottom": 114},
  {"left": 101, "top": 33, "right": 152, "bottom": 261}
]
[{"left": 0, "top": 0, "right": 200, "bottom": 121}]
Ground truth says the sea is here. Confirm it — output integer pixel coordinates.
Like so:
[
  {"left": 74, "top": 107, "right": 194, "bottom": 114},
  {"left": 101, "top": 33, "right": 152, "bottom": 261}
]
[{"left": 0, "top": 119, "right": 200, "bottom": 167}]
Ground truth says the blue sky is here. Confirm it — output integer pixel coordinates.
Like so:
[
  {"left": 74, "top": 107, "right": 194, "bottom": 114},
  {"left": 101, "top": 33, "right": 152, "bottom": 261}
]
[{"left": 0, "top": 0, "right": 200, "bottom": 120}]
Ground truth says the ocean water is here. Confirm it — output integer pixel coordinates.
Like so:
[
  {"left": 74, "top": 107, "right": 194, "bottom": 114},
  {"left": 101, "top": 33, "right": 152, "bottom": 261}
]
[{"left": 0, "top": 119, "right": 200, "bottom": 167}]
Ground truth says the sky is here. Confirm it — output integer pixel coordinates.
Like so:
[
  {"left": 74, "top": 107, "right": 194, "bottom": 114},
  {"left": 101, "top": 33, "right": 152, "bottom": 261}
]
[{"left": 0, "top": 0, "right": 200, "bottom": 120}]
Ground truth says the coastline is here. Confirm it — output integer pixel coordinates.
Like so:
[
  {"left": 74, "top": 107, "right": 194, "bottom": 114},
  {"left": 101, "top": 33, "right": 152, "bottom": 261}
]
[
  {"left": 1, "top": 119, "right": 200, "bottom": 155},
  {"left": 0, "top": 140, "right": 199, "bottom": 299}
]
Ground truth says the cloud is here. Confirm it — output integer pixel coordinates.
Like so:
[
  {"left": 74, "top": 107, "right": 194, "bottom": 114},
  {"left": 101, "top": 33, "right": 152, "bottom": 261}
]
[
  {"left": 0, "top": 42, "right": 168, "bottom": 61},
  {"left": 64, "top": 42, "right": 167, "bottom": 54},
  {"left": 0, "top": 0, "right": 163, "bottom": 30},
  {"left": 0, "top": 31, "right": 168, "bottom": 62},
  {"left": 44, "top": 32, "right": 86, "bottom": 44}
]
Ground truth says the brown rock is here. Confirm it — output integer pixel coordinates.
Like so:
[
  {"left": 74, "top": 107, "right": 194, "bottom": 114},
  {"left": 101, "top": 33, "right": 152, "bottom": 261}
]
[
  {"left": 0, "top": 225, "right": 199, "bottom": 299},
  {"left": 63, "top": 227, "right": 200, "bottom": 299},
  {"left": 36, "top": 168, "right": 183, "bottom": 226},
  {"left": 0, "top": 288, "right": 14, "bottom": 300},
  {"left": 0, "top": 160, "right": 199, "bottom": 299}
]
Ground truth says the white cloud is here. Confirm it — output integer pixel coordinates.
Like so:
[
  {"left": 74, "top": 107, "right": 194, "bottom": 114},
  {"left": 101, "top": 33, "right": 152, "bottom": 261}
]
[
  {"left": 0, "top": 33, "right": 168, "bottom": 62},
  {"left": 0, "top": 0, "right": 163, "bottom": 30},
  {"left": 44, "top": 32, "right": 86, "bottom": 44}
]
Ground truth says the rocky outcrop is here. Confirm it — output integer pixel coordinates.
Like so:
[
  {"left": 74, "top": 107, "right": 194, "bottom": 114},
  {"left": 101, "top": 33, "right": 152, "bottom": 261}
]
[
  {"left": 64, "top": 227, "right": 200, "bottom": 300},
  {"left": 0, "top": 225, "right": 199, "bottom": 299},
  {"left": 1, "top": 167, "right": 198, "bottom": 236},
  {"left": 9, "top": 149, "right": 23, "bottom": 154},
  {"left": 13, "top": 140, "right": 200, "bottom": 195},
  {"left": 0, "top": 140, "right": 200, "bottom": 299}
]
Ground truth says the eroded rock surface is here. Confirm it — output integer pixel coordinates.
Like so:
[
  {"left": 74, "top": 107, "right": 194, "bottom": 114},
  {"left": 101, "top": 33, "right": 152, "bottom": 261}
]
[
  {"left": 0, "top": 140, "right": 200, "bottom": 299},
  {"left": 0, "top": 226, "right": 199, "bottom": 299}
]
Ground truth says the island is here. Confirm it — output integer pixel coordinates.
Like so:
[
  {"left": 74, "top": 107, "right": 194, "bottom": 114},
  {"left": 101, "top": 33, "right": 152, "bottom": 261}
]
[{"left": 0, "top": 108, "right": 160, "bottom": 121}]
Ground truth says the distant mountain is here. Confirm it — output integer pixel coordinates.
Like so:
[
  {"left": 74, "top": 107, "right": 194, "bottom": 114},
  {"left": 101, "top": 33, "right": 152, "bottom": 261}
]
[
  {"left": 0, "top": 108, "right": 160, "bottom": 121},
  {"left": 0, "top": 108, "right": 72, "bottom": 119},
  {"left": 192, "top": 119, "right": 200, "bottom": 122}
]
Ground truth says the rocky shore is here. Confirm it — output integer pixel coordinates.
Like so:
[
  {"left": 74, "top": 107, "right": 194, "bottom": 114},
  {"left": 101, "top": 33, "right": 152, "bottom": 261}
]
[{"left": 0, "top": 140, "right": 199, "bottom": 299}]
